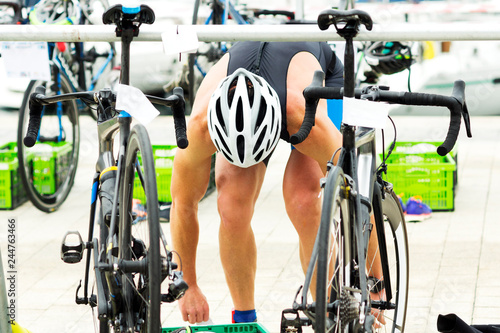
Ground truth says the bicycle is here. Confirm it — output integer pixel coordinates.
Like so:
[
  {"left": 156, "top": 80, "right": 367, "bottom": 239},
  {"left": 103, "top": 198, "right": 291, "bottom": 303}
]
[
  {"left": 22, "top": 4, "right": 189, "bottom": 332},
  {"left": 16, "top": 0, "right": 116, "bottom": 213},
  {"left": 0, "top": 0, "right": 22, "bottom": 24},
  {"left": 280, "top": 9, "right": 472, "bottom": 333}
]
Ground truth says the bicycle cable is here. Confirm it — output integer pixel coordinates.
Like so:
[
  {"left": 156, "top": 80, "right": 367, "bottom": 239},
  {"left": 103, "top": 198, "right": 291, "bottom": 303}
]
[{"left": 378, "top": 115, "right": 397, "bottom": 176}]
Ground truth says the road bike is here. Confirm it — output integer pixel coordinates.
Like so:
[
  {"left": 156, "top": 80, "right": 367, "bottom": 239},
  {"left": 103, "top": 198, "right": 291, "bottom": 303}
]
[
  {"left": 280, "top": 9, "right": 472, "bottom": 333},
  {"left": 16, "top": 0, "right": 116, "bottom": 213},
  {"left": 22, "top": 4, "right": 188, "bottom": 332}
]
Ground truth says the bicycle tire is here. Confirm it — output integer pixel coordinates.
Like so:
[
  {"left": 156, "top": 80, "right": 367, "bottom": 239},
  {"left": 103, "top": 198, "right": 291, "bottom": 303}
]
[
  {"left": 315, "top": 166, "right": 354, "bottom": 333},
  {"left": 371, "top": 188, "right": 409, "bottom": 332},
  {"left": 315, "top": 166, "right": 409, "bottom": 333},
  {"left": 118, "top": 124, "right": 161, "bottom": 333},
  {"left": 17, "top": 74, "right": 80, "bottom": 213}
]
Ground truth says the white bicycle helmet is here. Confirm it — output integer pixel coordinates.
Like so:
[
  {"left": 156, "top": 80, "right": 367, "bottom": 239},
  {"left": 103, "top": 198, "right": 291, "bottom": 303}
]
[
  {"left": 29, "top": 0, "right": 80, "bottom": 25},
  {"left": 207, "top": 67, "right": 281, "bottom": 168}
]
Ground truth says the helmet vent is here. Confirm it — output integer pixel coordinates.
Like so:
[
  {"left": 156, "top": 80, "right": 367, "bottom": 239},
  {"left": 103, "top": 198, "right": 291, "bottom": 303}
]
[
  {"left": 228, "top": 77, "right": 238, "bottom": 108},
  {"left": 255, "top": 149, "right": 264, "bottom": 162},
  {"left": 222, "top": 150, "right": 234, "bottom": 163},
  {"left": 215, "top": 99, "right": 226, "bottom": 131},
  {"left": 255, "top": 97, "right": 267, "bottom": 132},
  {"left": 237, "top": 135, "right": 245, "bottom": 163},
  {"left": 236, "top": 98, "right": 244, "bottom": 132},
  {"left": 216, "top": 126, "right": 231, "bottom": 153},
  {"left": 253, "top": 125, "right": 267, "bottom": 154},
  {"left": 246, "top": 77, "right": 255, "bottom": 108},
  {"left": 270, "top": 106, "right": 275, "bottom": 133}
]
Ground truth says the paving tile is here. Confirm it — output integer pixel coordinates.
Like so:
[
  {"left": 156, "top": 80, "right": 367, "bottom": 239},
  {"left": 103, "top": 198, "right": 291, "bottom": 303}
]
[{"left": 2, "top": 113, "right": 500, "bottom": 332}]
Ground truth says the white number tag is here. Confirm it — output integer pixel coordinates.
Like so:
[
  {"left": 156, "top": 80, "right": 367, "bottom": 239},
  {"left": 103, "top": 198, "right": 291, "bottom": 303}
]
[
  {"left": 342, "top": 97, "right": 389, "bottom": 129},
  {"left": 115, "top": 84, "right": 159, "bottom": 125},
  {"left": 161, "top": 25, "right": 199, "bottom": 55}
]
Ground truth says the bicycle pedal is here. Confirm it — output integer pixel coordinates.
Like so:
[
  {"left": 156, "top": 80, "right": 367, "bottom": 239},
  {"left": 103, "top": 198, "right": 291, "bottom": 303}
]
[
  {"left": 61, "top": 231, "right": 86, "bottom": 264},
  {"left": 280, "top": 308, "right": 310, "bottom": 333}
]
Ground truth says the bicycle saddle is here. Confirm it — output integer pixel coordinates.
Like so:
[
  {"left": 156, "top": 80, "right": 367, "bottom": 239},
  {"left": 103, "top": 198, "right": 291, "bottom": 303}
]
[
  {"left": 317, "top": 9, "right": 372, "bottom": 37},
  {"left": 102, "top": 4, "right": 155, "bottom": 26}
]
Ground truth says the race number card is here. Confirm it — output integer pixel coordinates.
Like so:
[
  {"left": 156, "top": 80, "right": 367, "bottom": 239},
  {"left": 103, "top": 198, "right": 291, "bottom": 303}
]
[
  {"left": 342, "top": 97, "right": 389, "bottom": 129},
  {"left": 115, "top": 84, "right": 160, "bottom": 125},
  {"left": 1, "top": 42, "right": 51, "bottom": 81}
]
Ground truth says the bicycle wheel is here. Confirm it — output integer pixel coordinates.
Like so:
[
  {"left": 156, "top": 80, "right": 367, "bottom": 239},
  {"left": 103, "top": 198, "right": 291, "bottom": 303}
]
[
  {"left": 369, "top": 188, "right": 409, "bottom": 332},
  {"left": 17, "top": 71, "right": 80, "bottom": 213},
  {"left": 118, "top": 124, "right": 161, "bottom": 333},
  {"left": 315, "top": 166, "right": 355, "bottom": 333}
]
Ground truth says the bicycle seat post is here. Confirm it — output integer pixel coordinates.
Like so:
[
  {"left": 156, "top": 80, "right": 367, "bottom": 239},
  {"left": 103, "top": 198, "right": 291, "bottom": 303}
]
[
  {"left": 102, "top": 4, "right": 155, "bottom": 85},
  {"left": 317, "top": 9, "right": 373, "bottom": 98},
  {"left": 332, "top": 19, "right": 364, "bottom": 98}
]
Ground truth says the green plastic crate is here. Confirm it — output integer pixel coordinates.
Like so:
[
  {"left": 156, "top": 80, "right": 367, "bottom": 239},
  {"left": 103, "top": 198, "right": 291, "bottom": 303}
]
[
  {"left": 162, "top": 322, "right": 270, "bottom": 333},
  {"left": 382, "top": 141, "right": 456, "bottom": 211},
  {"left": 133, "top": 145, "right": 216, "bottom": 205},
  {"left": 0, "top": 146, "right": 27, "bottom": 210},
  {"left": 31, "top": 141, "right": 73, "bottom": 194},
  {"left": 134, "top": 145, "right": 177, "bottom": 204}
]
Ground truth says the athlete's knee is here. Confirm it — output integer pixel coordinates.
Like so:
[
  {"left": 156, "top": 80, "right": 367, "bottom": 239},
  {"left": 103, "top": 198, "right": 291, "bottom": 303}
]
[
  {"left": 217, "top": 190, "right": 254, "bottom": 233},
  {"left": 285, "top": 182, "right": 320, "bottom": 215}
]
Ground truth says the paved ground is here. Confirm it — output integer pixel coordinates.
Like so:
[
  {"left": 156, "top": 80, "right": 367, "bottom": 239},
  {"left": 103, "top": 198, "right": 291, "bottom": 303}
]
[{"left": 1, "top": 108, "right": 500, "bottom": 333}]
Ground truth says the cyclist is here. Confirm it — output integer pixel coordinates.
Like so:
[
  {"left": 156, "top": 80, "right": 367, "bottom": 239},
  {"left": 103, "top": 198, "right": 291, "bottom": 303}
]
[{"left": 170, "top": 41, "right": 344, "bottom": 324}]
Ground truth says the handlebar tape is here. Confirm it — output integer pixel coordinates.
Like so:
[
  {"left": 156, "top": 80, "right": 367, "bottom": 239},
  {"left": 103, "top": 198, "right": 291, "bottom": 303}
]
[
  {"left": 401, "top": 92, "right": 460, "bottom": 156},
  {"left": 171, "top": 87, "right": 189, "bottom": 149},
  {"left": 290, "top": 71, "right": 325, "bottom": 145},
  {"left": 23, "top": 85, "right": 46, "bottom": 148},
  {"left": 377, "top": 81, "right": 466, "bottom": 156}
]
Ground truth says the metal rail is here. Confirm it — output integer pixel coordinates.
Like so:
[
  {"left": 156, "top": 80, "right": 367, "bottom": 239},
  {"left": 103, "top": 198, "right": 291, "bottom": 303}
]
[{"left": 0, "top": 22, "right": 498, "bottom": 42}]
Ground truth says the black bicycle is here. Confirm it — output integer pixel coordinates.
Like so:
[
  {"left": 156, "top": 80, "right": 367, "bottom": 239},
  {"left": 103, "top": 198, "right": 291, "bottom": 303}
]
[
  {"left": 16, "top": 0, "right": 116, "bottom": 213},
  {"left": 281, "top": 9, "right": 472, "bottom": 333},
  {"left": 23, "top": 4, "right": 188, "bottom": 332}
]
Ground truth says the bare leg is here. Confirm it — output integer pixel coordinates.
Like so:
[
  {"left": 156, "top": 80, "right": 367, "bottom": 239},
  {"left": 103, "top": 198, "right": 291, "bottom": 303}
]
[
  {"left": 216, "top": 154, "right": 267, "bottom": 311},
  {"left": 283, "top": 149, "right": 323, "bottom": 298},
  {"left": 367, "top": 216, "right": 386, "bottom": 326}
]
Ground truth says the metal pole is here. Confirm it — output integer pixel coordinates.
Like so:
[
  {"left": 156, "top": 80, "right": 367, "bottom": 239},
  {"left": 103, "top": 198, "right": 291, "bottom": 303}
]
[{"left": 0, "top": 23, "right": 499, "bottom": 42}]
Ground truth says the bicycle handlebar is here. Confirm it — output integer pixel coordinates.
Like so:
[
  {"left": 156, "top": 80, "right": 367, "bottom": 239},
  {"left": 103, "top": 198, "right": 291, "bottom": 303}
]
[
  {"left": 289, "top": 71, "right": 325, "bottom": 145},
  {"left": 298, "top": 70, "right": 472, "bottom": 156},
  {"left": 23, "top": 85, "right": 46, "bottom": 148},
  {"left": 24, "top": 86, "right": 189, "bottom": 149}
]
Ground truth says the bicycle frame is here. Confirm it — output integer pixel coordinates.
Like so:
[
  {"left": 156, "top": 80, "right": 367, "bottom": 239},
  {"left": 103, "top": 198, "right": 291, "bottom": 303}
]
[
  {"left": 335, "top": 123, "right": 396, "bottom": 317},
  {"left": 204, "top": 0, "right": 247, "bottom": 25},
  {"left": 22, "top": 5, "right": 189, "bottom": 330}
]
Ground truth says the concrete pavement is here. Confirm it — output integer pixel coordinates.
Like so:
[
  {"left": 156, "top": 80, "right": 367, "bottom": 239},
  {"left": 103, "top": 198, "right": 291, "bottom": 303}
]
[{"left": 1, "top": 111, "right": 500, "bottom": 333}]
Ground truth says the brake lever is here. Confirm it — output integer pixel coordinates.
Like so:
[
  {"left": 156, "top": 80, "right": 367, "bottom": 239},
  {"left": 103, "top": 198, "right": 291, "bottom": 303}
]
[{"left": 461, "top": 101, "right": 472, "bottom": 138}]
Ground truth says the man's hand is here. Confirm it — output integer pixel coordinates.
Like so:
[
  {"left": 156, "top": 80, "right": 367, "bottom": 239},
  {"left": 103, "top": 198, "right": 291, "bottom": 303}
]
[{"left": 178, "top": 284, "right": 210, "bottom": 324}]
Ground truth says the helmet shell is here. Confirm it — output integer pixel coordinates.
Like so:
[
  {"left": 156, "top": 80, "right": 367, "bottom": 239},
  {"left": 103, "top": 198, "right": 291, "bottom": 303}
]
[
  {"left": 365, "top": 41, "right": 415, "bottom": 75},
  {"left": 207, "top": 68, "right": 281, "bottom": 168}
]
